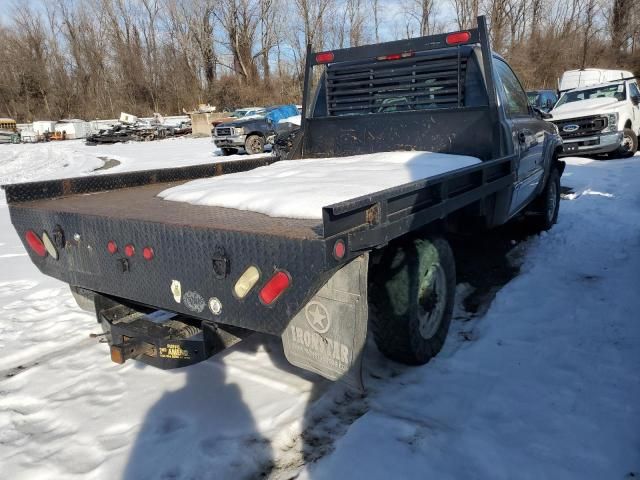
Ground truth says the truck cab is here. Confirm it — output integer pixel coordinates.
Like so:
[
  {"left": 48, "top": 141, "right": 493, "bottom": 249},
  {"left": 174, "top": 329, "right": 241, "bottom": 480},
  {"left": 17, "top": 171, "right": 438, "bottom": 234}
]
[{"left": 550, "top": 78, "right": 640, "bottom": 157}]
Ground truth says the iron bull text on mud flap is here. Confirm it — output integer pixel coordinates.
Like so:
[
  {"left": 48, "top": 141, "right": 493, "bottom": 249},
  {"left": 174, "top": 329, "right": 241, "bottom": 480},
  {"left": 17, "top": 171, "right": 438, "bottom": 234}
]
[{"left": 282, "top": 254, "right": 368, "bottom": 390}]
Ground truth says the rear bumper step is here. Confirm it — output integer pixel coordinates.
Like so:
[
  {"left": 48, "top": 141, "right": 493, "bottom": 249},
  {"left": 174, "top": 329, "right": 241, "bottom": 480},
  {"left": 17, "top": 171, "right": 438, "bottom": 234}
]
[{"left": 97, "top": 295, "right": 250, "bottom": 369}]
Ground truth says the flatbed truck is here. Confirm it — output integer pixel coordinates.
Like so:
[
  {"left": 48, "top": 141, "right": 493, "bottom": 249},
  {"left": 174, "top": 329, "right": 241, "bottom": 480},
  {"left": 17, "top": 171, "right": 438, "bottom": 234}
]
[{"left": 3, "top": 17, "right": 563, "bottom": 389}]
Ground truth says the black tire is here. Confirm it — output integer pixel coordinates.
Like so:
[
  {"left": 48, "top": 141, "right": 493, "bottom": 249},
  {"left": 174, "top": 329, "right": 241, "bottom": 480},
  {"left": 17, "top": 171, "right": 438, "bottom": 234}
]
[
  {"left": 221, "top": 147, "right": 237, "bottom": 156},
  {"left": 244, "top": 134, "right": 265, "bottom": 155},
  {"left": 527, "top": 167, "right": 560, "bottom": 232},
  {"left": 615, "top": 128, "right": 638, "bottom": 158},
  {"left": 369, "top": 235, "right": 456, "bottom": 365}
]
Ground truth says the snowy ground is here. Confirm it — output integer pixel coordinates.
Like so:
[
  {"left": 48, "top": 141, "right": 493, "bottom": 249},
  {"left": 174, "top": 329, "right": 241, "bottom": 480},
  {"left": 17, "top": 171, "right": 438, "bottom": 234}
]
[{"left": 0, "top": 137, "right": 638, "bottom": 479}]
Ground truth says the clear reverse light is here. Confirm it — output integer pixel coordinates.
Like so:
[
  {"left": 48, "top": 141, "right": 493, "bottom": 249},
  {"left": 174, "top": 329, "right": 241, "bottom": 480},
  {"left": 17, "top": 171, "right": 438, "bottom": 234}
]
[
  {"left": 234, "top": 266, "right": 260, "bottom": 299},
  {"left": 42, "top": 231, "right": 58, "bottom": 260}
]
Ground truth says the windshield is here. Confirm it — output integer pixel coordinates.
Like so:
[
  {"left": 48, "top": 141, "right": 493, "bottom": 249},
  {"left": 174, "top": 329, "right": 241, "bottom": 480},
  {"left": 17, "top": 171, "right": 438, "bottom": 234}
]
[
  {"left": 556, "top": 83, "right": 626, "bottom": 107},
  {"left": 527, "top": 92, "right": 540, "bottom": 106}
]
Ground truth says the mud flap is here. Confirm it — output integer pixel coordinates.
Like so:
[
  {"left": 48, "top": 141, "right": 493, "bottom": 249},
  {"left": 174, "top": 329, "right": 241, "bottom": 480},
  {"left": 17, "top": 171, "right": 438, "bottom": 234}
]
[{"left": 282, "top": 254, "right": 368, "bottom": 391}]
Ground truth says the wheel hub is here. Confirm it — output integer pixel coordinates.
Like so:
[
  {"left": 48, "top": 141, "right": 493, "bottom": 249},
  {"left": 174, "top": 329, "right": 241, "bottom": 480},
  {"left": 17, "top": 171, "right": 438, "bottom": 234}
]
[
  {"left": 248, "top": 138, "right": 262, "bottom": 153},
  {"left": 417, "top": 263, "right": 447, "bottom": 339}
]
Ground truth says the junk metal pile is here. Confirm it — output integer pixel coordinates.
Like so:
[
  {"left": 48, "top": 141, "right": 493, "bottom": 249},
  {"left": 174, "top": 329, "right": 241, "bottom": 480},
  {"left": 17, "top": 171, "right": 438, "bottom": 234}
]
[{"left": 86, "top": 113, "right": 191, "bottom": 145}]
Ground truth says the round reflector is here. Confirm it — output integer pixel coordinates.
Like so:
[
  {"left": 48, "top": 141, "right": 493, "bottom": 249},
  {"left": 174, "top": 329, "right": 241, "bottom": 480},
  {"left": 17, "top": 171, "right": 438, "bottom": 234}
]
[
  {"left": 124, "top": 244, "right": 135, "bottom": 257},
  {"left": 259, "top": 271, "right": 291, "bottom": 305},
  {"left": 143, "top": 247, "right": 154, "bottom": 261},
  {"left": 333, "top": 239, "right": 346, "bottom": 259},
  {"left": 107, "top": 240, "right": 118, "bottom": 254},
  {"left": 25, "top": 230, "right": 47, "bottom": 257}
]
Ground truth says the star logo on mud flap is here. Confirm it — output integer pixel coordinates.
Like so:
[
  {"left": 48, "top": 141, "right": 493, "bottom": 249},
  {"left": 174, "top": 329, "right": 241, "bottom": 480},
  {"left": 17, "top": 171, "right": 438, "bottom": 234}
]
[{"left": 305, "top": 301, "right": 331, "bottom": 334}]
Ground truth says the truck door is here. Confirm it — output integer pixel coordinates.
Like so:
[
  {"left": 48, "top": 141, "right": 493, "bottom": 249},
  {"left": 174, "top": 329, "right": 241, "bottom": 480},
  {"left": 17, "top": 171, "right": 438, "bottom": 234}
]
[{"left": 494, "top": 59, "right": 545, "bottom": 213}]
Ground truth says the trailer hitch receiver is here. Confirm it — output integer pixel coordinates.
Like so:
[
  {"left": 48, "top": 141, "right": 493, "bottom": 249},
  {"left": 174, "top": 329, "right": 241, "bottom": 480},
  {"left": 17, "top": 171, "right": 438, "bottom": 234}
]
[
  {"left": 110, "top": 339, "right": 156, "bottom": 364},
  {"left": 95, "top": 295, "right": 250, "bottom": 369}
]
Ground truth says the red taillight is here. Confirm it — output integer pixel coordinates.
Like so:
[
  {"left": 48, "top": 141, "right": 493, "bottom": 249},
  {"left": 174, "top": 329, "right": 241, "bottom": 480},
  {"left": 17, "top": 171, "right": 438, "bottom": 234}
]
[
  {"left": 259, "top": 271, "right": 291, "bottom": 305},
  {"left": 376, "top": 51, "right": 414, "bottom": 61},
  {"left": 315, "top": 51, "right": 334, "bottom": 63},
  {"left": 107, "top": 241, "right": 118, "bottom": 254},
  {"left": 124, "top": 244, "right": 135, "bottom": 257},
  {"left": 143, "top": 247, "right": 154, "bottom": 261},
  {"left": 333, "top": 239, "right": 346, "bottom": 259},
  {"left": 25, "top": 230, "right": 47, "bottom": 257},
  {"left": 446, "top": 31, "right": 471, "bottom": 45}
]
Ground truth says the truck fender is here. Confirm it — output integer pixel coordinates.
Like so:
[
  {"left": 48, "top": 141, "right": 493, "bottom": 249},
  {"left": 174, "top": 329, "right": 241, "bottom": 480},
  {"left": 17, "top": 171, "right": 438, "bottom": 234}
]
[
  {"left": 536, "top": 132, "right": 564, "bottom": 197},
  {"left": 282, "top": 253, "right": 368, "bottom": 391}
]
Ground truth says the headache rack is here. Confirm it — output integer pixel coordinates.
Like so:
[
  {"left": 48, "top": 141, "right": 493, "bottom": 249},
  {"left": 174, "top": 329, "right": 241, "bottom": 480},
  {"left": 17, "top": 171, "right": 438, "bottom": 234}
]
[
  {"left": 295, "top": 16, "right": 502, "bottom": 160},
  {"left": 325, "top": 51, "right": 468, "bottom": 115},
  {"left": 301, "top": 17, "right": 498, "bottom": 119}
]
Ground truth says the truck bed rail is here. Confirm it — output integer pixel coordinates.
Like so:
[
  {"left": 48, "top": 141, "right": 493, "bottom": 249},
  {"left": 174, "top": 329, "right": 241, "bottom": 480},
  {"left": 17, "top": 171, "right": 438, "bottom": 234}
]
[
  {"left": 2, "top": 157, "right": 277, "bottom": 204},
  {"left": 322, "top": 155, "right": 516, "bottom": 250}
]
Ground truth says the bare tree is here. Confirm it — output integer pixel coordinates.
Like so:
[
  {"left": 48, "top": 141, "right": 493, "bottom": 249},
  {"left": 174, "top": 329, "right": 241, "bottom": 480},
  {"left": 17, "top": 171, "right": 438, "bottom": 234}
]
[
  {"left": 402, "top": 0, "right": 437, "bottom": 37},
  {"left": 610, "top": 0, "right": 632, "bottom": 52},
  {"left": 217, "top": 0, "right": 260, "bottom": 84},
  {"left": 0, "top": 0, "right": 629, "bottom": 121},
  {"left": 451, "top": 0, "right": 479, "bottom": 30}
]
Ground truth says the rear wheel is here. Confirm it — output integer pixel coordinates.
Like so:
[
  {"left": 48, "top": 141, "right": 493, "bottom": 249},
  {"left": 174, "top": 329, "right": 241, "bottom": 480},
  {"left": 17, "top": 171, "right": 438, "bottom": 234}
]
[
  {"left": 369, "top": 236, "right": 456, "bottom": 365},
  {"left": 244, "top": 134, "right": 265, "bottom": 155},
  {"left": 615, "top": 128, "right": 637, "bottom": 158}
]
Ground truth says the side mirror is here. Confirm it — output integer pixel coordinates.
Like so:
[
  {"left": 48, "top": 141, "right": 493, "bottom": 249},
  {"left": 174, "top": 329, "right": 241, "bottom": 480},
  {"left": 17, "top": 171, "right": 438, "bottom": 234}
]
[
  {"left": 533, "top": 106, "right": 552, "bottom": 119},
  {"left": 632, "top": 95, "right": 640, "bottom": 106},
  {"left": 545, "top": 99, "right": 554, "bottom": 110}
]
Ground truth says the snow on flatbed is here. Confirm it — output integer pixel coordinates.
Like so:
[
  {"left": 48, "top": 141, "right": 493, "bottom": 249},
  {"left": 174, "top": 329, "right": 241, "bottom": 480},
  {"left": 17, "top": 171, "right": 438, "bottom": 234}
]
[
  {"left": 158, "top": 151, "right": 481, "bottom": 219},
  {"left": 0, "top": 139, "right": 639, "bottom": 479}
]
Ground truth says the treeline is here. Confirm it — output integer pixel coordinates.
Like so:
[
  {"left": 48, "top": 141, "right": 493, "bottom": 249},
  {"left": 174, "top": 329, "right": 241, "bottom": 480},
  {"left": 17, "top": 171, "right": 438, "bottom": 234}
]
[{"left": 0, "top": 0, "right": 635, "bottom": 122}]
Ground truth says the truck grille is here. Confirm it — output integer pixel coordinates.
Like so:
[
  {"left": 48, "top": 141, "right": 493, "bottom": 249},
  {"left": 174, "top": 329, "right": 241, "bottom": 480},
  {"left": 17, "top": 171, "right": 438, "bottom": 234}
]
[
  {"left": 552, "top": 116, "right": 608, "bottom": 139},
  {"left": 216, "top": 127, "right": 233, "bottom": 136},
  {"left": 325, "top": 52, "right": 467, "bottom": 116}
]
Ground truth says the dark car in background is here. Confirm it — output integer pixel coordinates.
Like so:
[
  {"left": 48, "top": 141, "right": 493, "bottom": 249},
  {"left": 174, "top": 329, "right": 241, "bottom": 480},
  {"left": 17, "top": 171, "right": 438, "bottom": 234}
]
[
  {"left": 213, "top": 105, "right": 299, "bottom": 155},
  {"left": 527, "top": 89, "right": 558, "bottom": 112}
]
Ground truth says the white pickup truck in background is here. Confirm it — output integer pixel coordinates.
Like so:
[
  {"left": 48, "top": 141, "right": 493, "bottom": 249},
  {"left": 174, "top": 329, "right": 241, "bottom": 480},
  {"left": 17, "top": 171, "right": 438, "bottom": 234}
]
[
  {"left": 558, "top": 68, "right": 633, "bottom": 93},
  {"left": 550, "top": 77, "right": 640, "bottom": 158}
]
